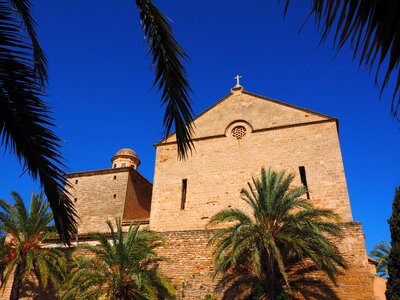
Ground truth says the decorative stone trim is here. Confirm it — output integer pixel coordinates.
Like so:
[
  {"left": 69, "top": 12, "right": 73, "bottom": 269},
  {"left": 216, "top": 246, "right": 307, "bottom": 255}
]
[{"left": 224, "top": 120, "right": 253, "bottom": 139}]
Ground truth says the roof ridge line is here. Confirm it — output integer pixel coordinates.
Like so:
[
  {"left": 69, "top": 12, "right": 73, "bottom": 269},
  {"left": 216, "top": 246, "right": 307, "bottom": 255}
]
[{"left": 155, "top": 89, "right": 337, "bottom": 145}]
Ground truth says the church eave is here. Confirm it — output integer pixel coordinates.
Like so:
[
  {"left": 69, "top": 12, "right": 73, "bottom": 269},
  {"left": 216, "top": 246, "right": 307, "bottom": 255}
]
[
  {"left": 154, "top": 89, "right": 339, "bottom": 146},
  {"left": 242, "top": 90, "right": 338, "bottom": 121},
  {"left": 66, "top": 166, "right": 153, "bottom": 186}
]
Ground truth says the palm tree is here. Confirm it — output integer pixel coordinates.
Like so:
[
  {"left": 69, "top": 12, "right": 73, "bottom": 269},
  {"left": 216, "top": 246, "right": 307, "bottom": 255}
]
[
  {"left": 369, "top": 241, "right": 391, "bottom": 277},
  {"left": 61, "top": 218, "right": 175, "bottom": 300},
  {"left": 1, "top": 0, "right": 194, "bottom": 243},
  {"left": 0, "top": 192, "right": 67, "bottom": 300},
  {"left": 283, "top": 0, "right": 400, "bottom": 119},
  {"left": 208, "top": 167, "right": 347, "bottom": 299}
]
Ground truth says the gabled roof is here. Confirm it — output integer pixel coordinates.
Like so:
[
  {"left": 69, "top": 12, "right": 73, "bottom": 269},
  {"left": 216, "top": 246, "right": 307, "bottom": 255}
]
[{"left": 156, "top": 88, "right": 338, "bottom": 145}]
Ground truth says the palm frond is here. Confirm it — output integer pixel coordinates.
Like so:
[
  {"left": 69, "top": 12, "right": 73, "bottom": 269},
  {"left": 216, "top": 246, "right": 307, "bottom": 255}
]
[
  {"left": 0, "top": 1, "right": 77, "bottom": 243},
  {"left": 209, "top": 167, "right": 347, "bottom": 298},
  {"left": 369, "top": 240, "right": 390, "bottom": 277},
  {"left": 284, "top": 0, "right": 400, "bottom": 117},
  {"left": 0, "top": 192, "right": 67, "bottom": 297},
  {"left": 9, "top": 0, "right": 47, "bottom": 84},
  {"left": 208, "top": 208, "right": 252, "bottom": 226},
  {"left": 135, "top": 0, "right": 194, "bottom": 159},
  {"left": 72, "top": 218, "right": 174, "bottom": 298}
]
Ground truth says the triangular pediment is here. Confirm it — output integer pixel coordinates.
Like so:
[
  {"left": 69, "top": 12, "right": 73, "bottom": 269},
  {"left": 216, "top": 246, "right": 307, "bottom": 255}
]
[{"left": 160, "top": 89, "right": 336, "bottom": 143}]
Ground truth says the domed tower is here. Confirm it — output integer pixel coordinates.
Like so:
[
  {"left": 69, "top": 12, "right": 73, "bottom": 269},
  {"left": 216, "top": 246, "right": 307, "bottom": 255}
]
[{"left": 111, "top": 148, "right": 140, "bottom": 170}]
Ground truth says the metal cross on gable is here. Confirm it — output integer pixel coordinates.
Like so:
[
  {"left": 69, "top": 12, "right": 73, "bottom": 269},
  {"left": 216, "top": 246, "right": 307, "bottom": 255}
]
[{"left": 234, "top": 74, "right": 242, "bottom": 87}]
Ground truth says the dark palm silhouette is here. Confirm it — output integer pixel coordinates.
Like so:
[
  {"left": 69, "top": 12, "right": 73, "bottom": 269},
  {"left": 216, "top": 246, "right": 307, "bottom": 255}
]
[
  {"left": 5, "top": 0, "right": 399, "bottom": 243},
  {"left": 135, "top": 0, "right": 194, "bottom": 158},
  {"left": 284, "top": 0, "right": 400, "bottom": 118},
  {"left": 0, "top": 0, "right": 194, "bottom": 243},
  {"left": 0, "top": 0, "right": 77, "bottom": 243}
]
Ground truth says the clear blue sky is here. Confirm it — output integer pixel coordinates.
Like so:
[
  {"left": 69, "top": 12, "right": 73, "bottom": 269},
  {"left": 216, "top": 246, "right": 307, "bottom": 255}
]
[{"left": 0, "top": 0, "right": 399, "bottom": 252}]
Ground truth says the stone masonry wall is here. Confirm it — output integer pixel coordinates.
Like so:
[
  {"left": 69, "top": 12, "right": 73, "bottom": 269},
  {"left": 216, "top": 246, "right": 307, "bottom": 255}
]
[
  {"left": 1, "top": 224, "right": 374, "bottom": 300},
  {"left": 151, "top": 120, "right": 352, "bottom": 232},
  {"left": 122, "top": 170, "right": 152, "bottom": 221},
  {"left": 157, "top": 223, "right": 375, "bottom": 300},
  {"left": 66, "top": 168, "right": 131, "bottom": 234},
  {"left": 163, "top": 90, "right": 328, "bottom": 143}
]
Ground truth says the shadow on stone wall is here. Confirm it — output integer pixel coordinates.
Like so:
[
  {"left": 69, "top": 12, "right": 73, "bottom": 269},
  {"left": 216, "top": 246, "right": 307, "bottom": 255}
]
[
  {"left": 214, "top": 264, "right": 339, "bottom": 300},
  {"left": 20, "top": 281, "right": 58, "bottom": 300}
]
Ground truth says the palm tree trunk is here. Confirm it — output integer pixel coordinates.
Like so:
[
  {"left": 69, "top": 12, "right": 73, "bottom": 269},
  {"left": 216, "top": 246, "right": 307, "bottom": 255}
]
[
  {"left": 265, "top": 275, "right": 277, "bottom": 300},
  {"left": 10, "top": 264, "right": 22, "bottom": 300},
  {"left": 114, "top": 288, "right": 130, "bottom": 300},
  {"left": 264, "top": 258, "right": 280, "bottom": 300}
]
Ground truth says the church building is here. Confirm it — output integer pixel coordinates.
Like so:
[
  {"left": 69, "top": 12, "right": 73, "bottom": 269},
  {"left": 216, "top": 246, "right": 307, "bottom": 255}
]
[{"left": 60, "top": 82, "right": 378, "bottom": 299}]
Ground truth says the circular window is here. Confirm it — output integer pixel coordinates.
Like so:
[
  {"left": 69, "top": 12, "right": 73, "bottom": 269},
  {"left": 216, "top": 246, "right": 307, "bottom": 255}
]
[{"left": 231, "top": 126, "right": 247, "bottom": 139}]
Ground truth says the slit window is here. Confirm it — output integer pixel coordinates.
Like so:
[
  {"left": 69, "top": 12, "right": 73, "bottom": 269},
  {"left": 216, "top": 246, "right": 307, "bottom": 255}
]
[
  {"left": 75, "top": 179, "right": 78, "bottom": 184},
  {"left": 113, "top": 175, "right": 117, "bottom": 180},
  {"left": 113, "top": 194, "right": 117, "bottom": 199},
  {"left": 299, "top": 166, "right": 310, "bottom": 199},
  {"left": 181, "top": 179, "right": 187, "bottom": 210}
]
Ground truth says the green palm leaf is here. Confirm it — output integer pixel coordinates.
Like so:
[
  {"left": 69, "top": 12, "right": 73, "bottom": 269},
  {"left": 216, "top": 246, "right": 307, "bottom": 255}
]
[
  {"left": 61, "top": 218, "right": 175, "bottom": 299},
  {"left": 369, "top": 240, "right": 391, "bottom": 277},
  {"left": 208, "top": 167, "right": 347, "bottom": 298},
  {"left": 0, "top": 192, "right": 67, "bottom": 299}
]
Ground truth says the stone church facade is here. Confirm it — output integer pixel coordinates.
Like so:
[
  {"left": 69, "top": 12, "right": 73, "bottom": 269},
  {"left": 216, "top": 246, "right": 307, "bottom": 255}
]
[
  {"left": 69, "top": 85, "right": 377, "bottom": 299},
  {"left": 148, "top": 85, "right": 376, "bottom": 299},
  {"left": 5, "top": 84, "right": 379, "bottom": 299}
]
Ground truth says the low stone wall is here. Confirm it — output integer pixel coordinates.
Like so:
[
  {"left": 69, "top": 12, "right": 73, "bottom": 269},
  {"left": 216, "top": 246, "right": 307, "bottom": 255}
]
[
  {"left": 157, "top": 229, "right": 216, "bottom": 299},
  {"left": 2, "top": 222, "right": 376, "bottom": 300},
  {"left": 158, "top": 222, "right": 376, "bottom": 300}
]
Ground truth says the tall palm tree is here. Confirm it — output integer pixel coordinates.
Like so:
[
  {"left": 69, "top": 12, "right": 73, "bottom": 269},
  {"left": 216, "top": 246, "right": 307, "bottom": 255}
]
[
  {"left": 1, "top": 0, "right": 194, "bottom": 243},
  {"left": 208, "top": 167, "right": 347, "bottom": 299},
  {"left": 0, "top": 192, "right": 67, "bottom": 300},
  {"left": 369, "top": 240, "right": 391, "bottom": 277},
  {"left": 283, "top": 0, "right": 400, "bottom": 119},
  {"left": 61, "top": 218, "right": 175, "bottom": 300}
]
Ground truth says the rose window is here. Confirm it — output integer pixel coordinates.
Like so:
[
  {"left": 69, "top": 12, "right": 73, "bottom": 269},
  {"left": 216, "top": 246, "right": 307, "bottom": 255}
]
[{"left": 231, "top": 126, "right": 247, "bottom": 139}]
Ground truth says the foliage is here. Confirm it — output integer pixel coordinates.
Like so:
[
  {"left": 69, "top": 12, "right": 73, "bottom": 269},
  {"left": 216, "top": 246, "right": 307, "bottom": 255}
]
[
  {"left": 135, "top": 0, "right": 194, "bottom": 159},
  {"left": 60, "top": 218, "right": 175, "bottom": 300},
  {"left": 283, "top": 0, "right": 400, "bottom": 119},
  {"left": 386, "top": 186, "right": 400, "bottom": 299},
  {"left": 208, "top": 167, "right": 347, "bottom": 299},
  {"left": 0, "top": 192, "right": 67, "bottom": 299},
  {"left": 0, "top": 0, "right": 78, "bottom": 243},
  {"left": 1, "top": 0, "right": 197, "bottom": 245},
  {"left": 0, "top": 235, "right": 6, "bottom": 283},
  {"left": 369, "top": 241, "right": 390, "bottom": 277}
]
